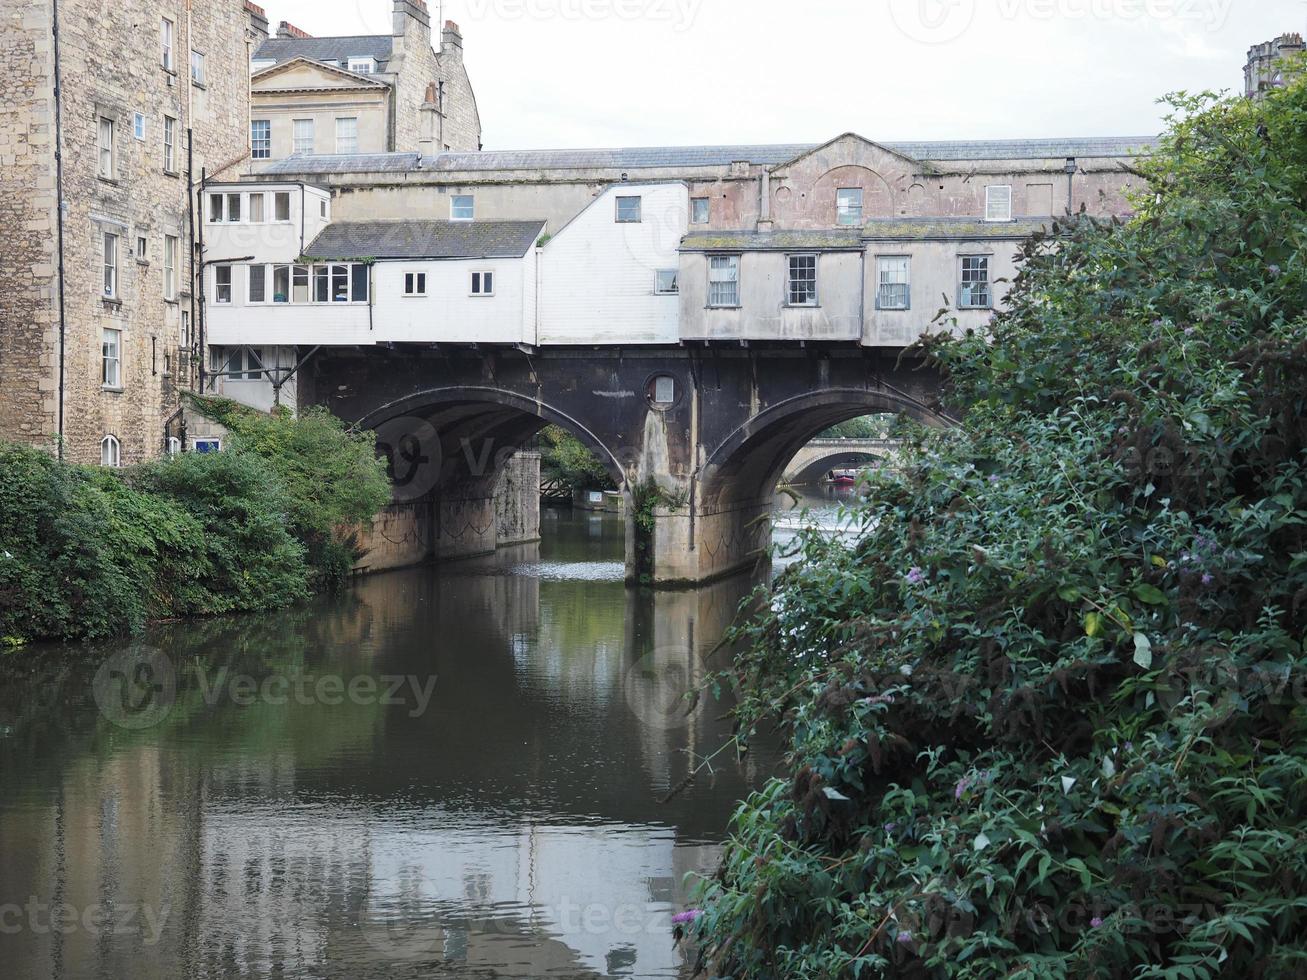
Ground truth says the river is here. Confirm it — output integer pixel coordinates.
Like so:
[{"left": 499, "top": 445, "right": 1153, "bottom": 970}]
[{"left": 0, "top": 489, "right": 850, "bottom": 980}]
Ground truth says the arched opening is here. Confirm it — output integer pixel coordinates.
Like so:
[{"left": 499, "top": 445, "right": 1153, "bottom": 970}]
[{"left": 782, "top": 451, "right": 888, "bottom": 488}]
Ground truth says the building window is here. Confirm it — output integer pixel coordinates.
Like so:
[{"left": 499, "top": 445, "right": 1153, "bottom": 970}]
[
  {"left": 101, "top": 435, "right": 121, "bottom": 468},
  {"left": 404, "top": 272, "right": 427, "bottom": 296},
  {"left": 249, "top": 193, "right": 265, "bottom": 223},
  {"left": 226, "top": 193, "right": 242, "bottom": 223},
  {"left": 959, "top": 256, "right": 992, "bottom": 309},
  {"left": 273, "top": 265, "right": 292, "bottom": 303},
  {"left": 708, "top": 255, "right": 740, "bottom": 307},
  {"left": 335, "top": 117, "right": 358, "bottom": 154},
  {"left": 251, "top": 120, "right": 271, "bottom": 160},
  {"left": 164, "top": 235, "right": 178, "bottom": 300},
  {"left": 211, "top": 347, "right": 262, "bottom": 381},
  {"left": 209, "top": 194, "right": 224, "bottom": 223},
  {"left": 97, "top": 116, "right": 114, "bottom": 179},
  {"left": 787, "top": 254, "right": 817, "bottom": 306},
  {"left": 320, "top": 199, "right": 328, "bottom": 219},
  {"left": 616, "top": 196, "right": 642, "bottom": 223},
  {"left": 836, "top": 188, "right": 863, "bottom": 226},
  {"left": 163, "top": 116, "right": 177, "bottom": 172},
  {"left": 691, "top": 197, "right": 710, "bottom": 224},
  {"left": 292, "top": 265, "right": 310, "bottom": 303},
  {"left": 275, "top": 191, "right": 291, "bottom": 222},
  {"left": 470, "top": 271, "right": 494, "bottom": 296},
  {"left": 450, "top": 195, "right": 474, "bottom": 221},
  {"left": 293, "top": 119, "right": 314, "bottom": 155},
  {"left": 877, "top": 256, "right": 910, "bottom": 310},
  {"left": 347, "top": 57, "right": 376, "bottom": 73},
  {"left": 654, "top": 269, "right": 679, "bottom": 295},
  {"left": 181, "top": 310, "right": 190, "bottom": 348},
  {"left": 190, "top": 50, "right": 205, "bottom": 85},
  {"left": 985, "top": 185, "right": 1013, "bottom": 222},
  {"left": 193, "top": 438, "right": 222, "bottom": 454},
  {"left": 651, "top": 375, "right": 676, "bottom": 406},
  {"left": 133, "top": 112, "right": 146, "bottom": 141},
  {"left": 102, "top": 232, "right": 118, "bottom": 298},
  {"left": 136, "top": 235, "right": 148, "bottom": 261},
  {"left": 102, "top": 328, "right": 121, "bottom": 387},
  {"left": 161, "top": 18, "right": 174, "bottom": 71},
  {"left": 167, "top": 437, "right": 182, "bottom": 456},
  {"left": 248, "top": 264, "right": 266, "bottom": 303},
  {"left": 214, "top": 265, "right": 232, "bottom": 304}
]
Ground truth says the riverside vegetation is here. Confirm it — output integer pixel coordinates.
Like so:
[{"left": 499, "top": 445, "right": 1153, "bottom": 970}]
[
  {"left": 0, "top": 397, "right": 390, "bottom": 646},
  {"left": 687, "top": 81, "right": 1307, "bottom": 978}
]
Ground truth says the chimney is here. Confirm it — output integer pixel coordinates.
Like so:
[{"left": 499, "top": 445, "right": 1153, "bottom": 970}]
[
  {"left": 276, "top": 21, "right": 313, "bottom": 40},
  {"left": 441, "top": 19, "right": 463, "bottom": 56},
  {"left": 393, "top": 0, "right": 431, "bottom": 38},
  {"left": 244, "top": 1, "right": 269, "bottom": 39}
]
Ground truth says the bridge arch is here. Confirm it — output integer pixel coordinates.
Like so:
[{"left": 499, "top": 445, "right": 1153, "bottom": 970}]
[{"left": 783, "top": 450, "right": 889, "bottom": 487}]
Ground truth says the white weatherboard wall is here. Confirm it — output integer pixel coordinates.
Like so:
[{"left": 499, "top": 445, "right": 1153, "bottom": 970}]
[
  {"left": 202, "top": 183, "right": 333, "bottom": 265},
  {"left": 538, "top": 182, "right": 687, "bottom": 345},
  {"left": 205, "top": 264, "right": 374, "bottom": 346},
  {"left": 373, "top": 254, "right": 536, "bottom": 345}
]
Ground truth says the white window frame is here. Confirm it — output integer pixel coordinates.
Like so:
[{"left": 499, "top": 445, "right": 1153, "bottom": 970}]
[
  {"left": 226, "top": 193, "right": 242, "bottom": 223},
  {"left": 248, "top": 263, "right": 267, "bottom": 304},
  {"left": 470, "top": 271, "right": 495, "bottom": 297},
  {"left": 214, "top": 264, "right": 232, "bottom": 304},
  {"left": 691, "top": 197, "right": 710, "bottom": 224},
  {"left": 101, "top": 435, "right": 121, "bottom": 468},
  {"left": 193, "top": 438, "right": 222, "bottom": 454},
  {"left": 707, "top": 254, "right": 740, "bottom": 308},
  {"left": 102, "top": 328, "right": 121, "bottom": 388},
  {"left": 274, "top": 191, "right": 291, "bottom": 222},
  {"left": 654, "top": 269, "right": 679, "bottom": 295},
  {"left": 450, "top": 195, "right": 474, "bottom": 221},
  {"left": 190, "top": 50, "right": 205, "bottom": 85},
  {"left": 248, "top": 192, "right": 265, "bottom": 223},
  {"left": 985, "top": 185, "right": 1013, "bottom": 223},
  {"left": 347, "top": 57, "right": 376, "bottom": 74},
  {"left": 404, "top": 271, "right": 428, "bottom": 296},
  {"left": 876, "top": 256, "right": 911, "bottom": 311},
  {"left": 163, "top": 115, "right": 177, "bottom": 172},
  {"left": 102, "top": 232, "right": 118, "bottom": 298},
  {"left": 251, "top": 120, "right": 271, "bottom": 160},
  {"left": 163, "top": 235, "right": 179, "bottom": 301},
  {"left": 335, "top": 117, "right": 358, "bottom": 154},
  {"left": 615, "top": 196, "right": 642, "bottom": 223},
  {"left": 836, "top": 188, "right": 863, "bottom": 226},
  {"left": 133, "top": 112, "right": 146, "bottom": 141},
  {"left": 208, "top": 193, "right": 224, "bottom": 223},
  {"left": 135, "top": 235, "right": 148, "bottom": 261},
  {"left": 292, "top": 118, "right": 314, "bottom": 155},
  {"left": 161, "top": 18, "right": 174, "bottom": 71},
  {"left": 97, "top": 116, "right": 114, "bottom": 179},
  {"left": 786, "top": 254, "right": 818, "bottom": 307},
  {"left": 959, "top": 255, "right": 992, "bottom": 310},
  {"left": 167, "top": 437, "right": 182, "bottom": 457}
]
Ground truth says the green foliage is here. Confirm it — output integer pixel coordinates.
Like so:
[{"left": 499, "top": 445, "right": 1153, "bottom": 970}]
[
  {"left": 539, "top": 424, "right": 617, "bottom": 493},
  {"left": 820, "top": 414, "right": 898, "bottom": 440},
  {"left": 691, "top": 83, "right": 1307, "bottom": 977},
  {"left": 1, "top": 401, "right": 389, "bottom": 644}
]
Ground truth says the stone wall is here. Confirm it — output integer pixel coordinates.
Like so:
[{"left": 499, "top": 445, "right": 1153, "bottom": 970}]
[
  {"left": 390, "top": 3, "right": 481, "bottom": 154},
  {"left": 496, "top": 451, "right": 542, "bottom": 546},
  {"left": 0, "top": 0, "right": 252, "bottom": 465}
]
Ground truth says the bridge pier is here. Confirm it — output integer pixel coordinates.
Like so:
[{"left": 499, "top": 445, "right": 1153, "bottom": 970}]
[{"left": 640, "top": 497, "right": 774, "bottom": 587}]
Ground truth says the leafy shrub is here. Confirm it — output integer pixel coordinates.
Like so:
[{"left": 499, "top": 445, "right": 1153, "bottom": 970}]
[
  {"left": 540, "top": 424, "right": 617, "bottom": 494},
  {"left": 691, "top": 83, "right": 1307, "bottom": 978}
]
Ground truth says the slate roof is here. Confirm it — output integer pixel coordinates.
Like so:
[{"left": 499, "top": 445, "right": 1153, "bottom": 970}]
[
  {"left": 681, "top": 230, "right": 865, "bottom": 252},
  {"left": 257, "top": 137, "right": 1158, "bottom": 177},
  {"left": 303, "top": 221, "right": 547, "bottom": 261},
  {"left": 861, "top": 217, "right": 1053, "bottom": 240},
  {"left": 254, "top": 35, "right": 393, "bottom": 71}
]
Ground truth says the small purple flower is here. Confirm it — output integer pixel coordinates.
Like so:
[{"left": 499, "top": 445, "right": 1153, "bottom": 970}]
[
  {"left": 672, "top": 910, "right": 703, "bottom": 925},
  {"left": 1184, "top": 327, "right": 1196, "bottom": 336},
  {"left": 906, "top": 567, "right": 925, "bottom": 585},
  {"left": 1201, "top": 573, "right": 1214, "bottom": 587},
  {"left": 1090, "top": 917, "right": 1104, "bottom": 929},
  {"left": 988, "top": 475, "right": 1001, "bottom": 484},
  {"left": 1269, "top": 264, "right": 1282, "bottom": 277},
  {"left": 896, "top": 930, "right": 913, "bottom": 944},
  {"left": 955, "top": 777, "right": 971, "bottom": 800}
]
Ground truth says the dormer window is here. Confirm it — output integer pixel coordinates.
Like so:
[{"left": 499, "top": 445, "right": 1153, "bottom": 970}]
[{"left": 348, "top": 57, "right": 376, "bottom": 74}]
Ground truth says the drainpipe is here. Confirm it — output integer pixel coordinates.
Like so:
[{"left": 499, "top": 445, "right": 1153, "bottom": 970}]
[
  {"left": 51, "top": 0, "right": 68, "bottom": 457},
  {"left": 198, "top": 167, "right": 208, "bottom": 391}
]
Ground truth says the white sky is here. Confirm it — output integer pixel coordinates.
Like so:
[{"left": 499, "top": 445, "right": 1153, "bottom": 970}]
[{"left": 266, "top": 0, "right": 1307, "bottom": 149}]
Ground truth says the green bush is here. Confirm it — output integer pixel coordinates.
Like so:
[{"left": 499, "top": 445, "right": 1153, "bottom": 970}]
[
  {"left": 540, "top": 424, "right": 617, "bottom": 493},
  {"left": 691, "top": 83, "right": 1307, "bottom": 978}
]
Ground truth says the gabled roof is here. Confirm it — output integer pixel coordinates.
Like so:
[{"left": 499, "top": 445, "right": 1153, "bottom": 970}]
[
  {"left": 252, "top": 56, "right": 390, "bottom": 91},
  {"left": 770, "top": 132, "right": 928, "bottom": 172},
  {"left": 253, "top": 34, "right": 393, "bottom": 71},
  {"left": 303, "top": 221, "right": 547, "bottom": 261}
]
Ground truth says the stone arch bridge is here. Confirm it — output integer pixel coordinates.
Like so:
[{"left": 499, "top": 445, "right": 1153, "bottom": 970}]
[
  {"left": 780, "top": 439, "right": 901, "bottom": 486},
  {"left": 302, "top": 344, "right": 948, "bottom": 585}
]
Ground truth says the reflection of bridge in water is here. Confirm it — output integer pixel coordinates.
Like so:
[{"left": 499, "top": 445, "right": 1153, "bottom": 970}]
[{"left": 780, "top": 438, "right": 901, "bottom": 486}]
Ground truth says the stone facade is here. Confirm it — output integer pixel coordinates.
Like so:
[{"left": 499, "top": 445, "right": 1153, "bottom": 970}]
[
  {"left": 249, "top": 0, "right": 481, "bottom": 160},
  {"left": 0, "top": 0, "right": 255, "bottom": 465},
  {"left": 1245, "top": 33, "right": 1304, "bottom": 98}
]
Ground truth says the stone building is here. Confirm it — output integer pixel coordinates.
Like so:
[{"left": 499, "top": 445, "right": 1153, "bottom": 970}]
[
  {"left": 1245, "top": 33, "right": 1304, "bottom": 98},
  {"left": 248, "top": 0, "right": 481, "bottom": 161},
  {"left": 0, "top": 0, "right": 259, "bottom": 465}
]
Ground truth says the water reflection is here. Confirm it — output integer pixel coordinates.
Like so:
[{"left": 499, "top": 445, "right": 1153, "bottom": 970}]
[{"left": 0, "top": 510, "right": 775, "bottom": 980}]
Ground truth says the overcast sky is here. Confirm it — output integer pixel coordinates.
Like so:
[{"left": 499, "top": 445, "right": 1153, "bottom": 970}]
[{"left": 266, "top": 0, "right": 1306, "bottom": 149}]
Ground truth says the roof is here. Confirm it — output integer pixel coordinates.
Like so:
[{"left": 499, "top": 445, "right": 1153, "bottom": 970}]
[
  {"left": 681, "top": 230, "right": 865, "bottom": 252},
  {"left": 253, "top": 35, "right": 393, "bottom": 71},
  {"left": 861, "top": 218, "right": 1053, "bottom": 241},
  {"left": 302, "top": 220, "right": 547, "bottom": 261},
  {"left": 257, "top": 136, "right": 1158, "bottom": 178}
]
